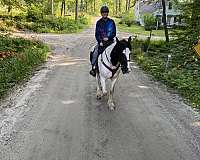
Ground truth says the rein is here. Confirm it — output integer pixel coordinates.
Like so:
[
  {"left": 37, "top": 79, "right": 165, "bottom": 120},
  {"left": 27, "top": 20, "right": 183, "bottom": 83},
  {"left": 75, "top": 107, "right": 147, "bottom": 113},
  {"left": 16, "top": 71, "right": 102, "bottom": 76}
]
[{"left": 101, "top": 49, "right": 120, "bottom": 78}]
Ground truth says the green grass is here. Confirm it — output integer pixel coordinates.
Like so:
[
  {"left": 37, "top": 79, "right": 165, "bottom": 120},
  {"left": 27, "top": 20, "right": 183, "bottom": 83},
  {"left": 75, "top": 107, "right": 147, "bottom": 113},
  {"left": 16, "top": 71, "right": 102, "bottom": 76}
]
[
  {"left": 0, "top": 35, "right": 49, "bottom": 98},
  {"left": 117, "top": 23, "right": 165, "bottom": 37},
  {"left": 114, "top": 18, "right": 174, "bottom": 37},
  {"left": 131, "top": 39, "right": 200, "bottom": 110}
]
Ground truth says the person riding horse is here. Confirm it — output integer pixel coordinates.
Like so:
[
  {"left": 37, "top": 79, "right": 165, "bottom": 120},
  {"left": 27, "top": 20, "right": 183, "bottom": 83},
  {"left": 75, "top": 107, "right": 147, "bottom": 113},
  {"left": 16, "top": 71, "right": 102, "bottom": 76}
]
[{"left": 90, "top": 6, "right": 116, "bottom": 77}]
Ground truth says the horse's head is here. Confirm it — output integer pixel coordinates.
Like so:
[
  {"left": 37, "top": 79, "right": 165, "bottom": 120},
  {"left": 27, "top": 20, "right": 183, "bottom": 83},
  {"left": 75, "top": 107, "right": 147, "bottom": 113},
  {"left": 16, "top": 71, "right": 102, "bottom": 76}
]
[{"left": 115, "top": 36, "right": 132, "bottom": 74}]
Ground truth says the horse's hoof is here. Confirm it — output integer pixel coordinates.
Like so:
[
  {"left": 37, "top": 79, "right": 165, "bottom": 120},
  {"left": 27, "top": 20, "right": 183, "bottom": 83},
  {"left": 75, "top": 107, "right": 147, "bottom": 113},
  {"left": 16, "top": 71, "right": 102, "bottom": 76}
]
[
  {"left": 109, "top": 106, "right": 115, "bottom": 111},
  {"left": 103, "top": 92, "right": 107, "bottom": 96},
  {"left": 96, "top": 93, "right": 102, "bottom": 100},
  {"left": 108, "top": 102, "right": 115, "bottom": 111}
]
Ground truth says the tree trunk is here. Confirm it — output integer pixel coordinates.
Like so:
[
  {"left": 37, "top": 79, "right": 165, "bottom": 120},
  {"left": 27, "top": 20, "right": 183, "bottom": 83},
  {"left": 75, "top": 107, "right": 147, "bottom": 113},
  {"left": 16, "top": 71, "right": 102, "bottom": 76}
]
[
  {"left": 128, "top": 0, "right": 131, "bottom": 11},
  {"left": 161, "top": 0, "right": 169, "bottom": 42},
  {"left": 126, "top": 0, "right": 128, "bottom": 11},
  {"left": 61, "top": 1, "right": 64, "bottom": 16},
  {"left": 75, "top": 0, "right": 78, "bottom": 21},
  {"left": 86, "top": 0, "right": 88, "bottom": 13},
  {"left": 51, "top": 0, "right": 54, "bottom": 15},
  {"left": 8, "top": 5, "right": 11, "bottom": 12},
  {"left": 119, "top": 0, "right": 121, "bottom": 13},
  {"left": 80, "top": 0, "right": 83, "bottom": 11},
  {"left": 7, "top": 0, "right": 11, "bottom": 13},
  {"left": 116, "top": 0, "right": 118, "bottom": 15},
  {"left": 93, "top": 0, "right": 95, "bottom": 13},
  {"left": 64, "top": 0, "right": 66, "bottom": 16}
]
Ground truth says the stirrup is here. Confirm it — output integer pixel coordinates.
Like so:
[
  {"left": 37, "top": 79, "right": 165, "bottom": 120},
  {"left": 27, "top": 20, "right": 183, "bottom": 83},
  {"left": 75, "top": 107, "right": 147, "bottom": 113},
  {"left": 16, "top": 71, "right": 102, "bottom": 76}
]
[{"left": 89, "top": 69, "right": 96, "bottom": 77}]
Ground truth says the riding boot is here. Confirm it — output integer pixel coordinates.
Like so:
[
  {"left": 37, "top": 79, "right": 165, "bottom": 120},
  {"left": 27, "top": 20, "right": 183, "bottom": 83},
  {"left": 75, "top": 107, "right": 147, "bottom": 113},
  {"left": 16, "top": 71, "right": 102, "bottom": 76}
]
[{"left": 89, "top": 66, "right": 96, "bottom": 77}]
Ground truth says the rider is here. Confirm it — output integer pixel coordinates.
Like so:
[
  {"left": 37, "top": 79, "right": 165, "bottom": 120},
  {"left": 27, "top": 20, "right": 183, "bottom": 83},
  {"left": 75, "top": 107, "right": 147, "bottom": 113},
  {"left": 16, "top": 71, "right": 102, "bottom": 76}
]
[{"left": 90, "top": 5, "right": 116, "bottom": 77}]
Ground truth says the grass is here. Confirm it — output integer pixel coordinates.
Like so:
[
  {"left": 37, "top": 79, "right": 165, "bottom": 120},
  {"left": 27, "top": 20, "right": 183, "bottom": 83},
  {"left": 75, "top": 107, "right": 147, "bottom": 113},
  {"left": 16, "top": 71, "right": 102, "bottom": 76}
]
[
  {"left": 114, "top": 18, "right": 176, "bottom": 37},
  {"left": 117, "top": 23, "right": 166, "bottom": 37},
  {"left": 131, "top": 39, "right": 200, "bottom": 110},
  {"left": 0, "top": 34, "right": 49, "bottom": 98}
]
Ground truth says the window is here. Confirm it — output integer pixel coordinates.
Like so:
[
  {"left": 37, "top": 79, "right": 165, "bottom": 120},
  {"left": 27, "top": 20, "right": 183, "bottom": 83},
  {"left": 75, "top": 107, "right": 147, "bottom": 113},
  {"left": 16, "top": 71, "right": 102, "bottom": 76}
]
[
  {"left": 167, "top": 17, "right": 171, "bottom": 25},
  {"left": 174, "top": 17, "right": 177, "bottom": 23}
]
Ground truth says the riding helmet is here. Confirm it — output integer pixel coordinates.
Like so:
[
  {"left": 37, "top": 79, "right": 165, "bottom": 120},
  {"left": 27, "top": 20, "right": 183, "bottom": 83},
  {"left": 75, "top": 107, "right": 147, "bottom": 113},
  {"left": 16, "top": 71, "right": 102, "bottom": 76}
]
[{"left": 100, "top": 6, "right": 109, "bottom": 13}]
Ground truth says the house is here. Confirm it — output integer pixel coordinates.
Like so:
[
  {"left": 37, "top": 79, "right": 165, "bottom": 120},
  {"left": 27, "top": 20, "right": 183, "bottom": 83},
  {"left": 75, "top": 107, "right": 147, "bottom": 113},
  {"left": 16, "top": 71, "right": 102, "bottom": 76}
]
[{"left": 134, "top": 0, "right": 185, "bottom": 28}]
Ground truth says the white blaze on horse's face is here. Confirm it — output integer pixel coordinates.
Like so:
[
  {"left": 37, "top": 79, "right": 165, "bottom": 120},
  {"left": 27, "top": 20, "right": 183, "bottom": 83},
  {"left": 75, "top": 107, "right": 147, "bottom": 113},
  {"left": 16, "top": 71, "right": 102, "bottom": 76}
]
[{"left": 123, "top": 48, "right": 131, "bottom": 72}]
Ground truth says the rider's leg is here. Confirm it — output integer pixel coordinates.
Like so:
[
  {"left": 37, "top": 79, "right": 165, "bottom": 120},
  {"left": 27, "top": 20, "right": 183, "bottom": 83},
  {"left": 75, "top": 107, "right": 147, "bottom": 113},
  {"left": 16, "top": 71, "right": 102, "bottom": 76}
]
[{"left": 90, "top": 45, "right": 99, "bottom": 77}]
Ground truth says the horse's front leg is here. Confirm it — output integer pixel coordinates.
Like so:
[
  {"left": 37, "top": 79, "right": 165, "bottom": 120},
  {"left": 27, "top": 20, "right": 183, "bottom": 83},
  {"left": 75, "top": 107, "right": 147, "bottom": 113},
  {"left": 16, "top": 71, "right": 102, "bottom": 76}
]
[
  {"left": 96, "top": 73, "right": 103, "bottom": 99},
  {"left": 100, "top": 76, "right": 107, "bottom": 96},
  {"left": 108, "top": 72, "right": 120, "bottom": 110}
]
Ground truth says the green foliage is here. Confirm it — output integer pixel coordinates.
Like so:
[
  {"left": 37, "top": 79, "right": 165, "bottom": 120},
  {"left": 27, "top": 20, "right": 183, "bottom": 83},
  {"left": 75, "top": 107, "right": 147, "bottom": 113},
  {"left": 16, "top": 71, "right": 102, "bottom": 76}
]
[
  {"left": 143, "top": 14, "right": 156, "bottom": 31},
  {"left": 132, "top": 39, "right": 200, "bottom": 109},
  {"left": 27, "top": 16, "right": 84, "bottom": 33},
  {"left": 0, "top": 12, "right": 90, "bottom": 33},
  {"left": 0, "top": 35, "right": 49, "bottom": 97},
  {"left": 27, "top": 4, "right": 44, "bottom": 22},
  {"left": 119, "top": 12, "right": 135, "bottom": 27}
]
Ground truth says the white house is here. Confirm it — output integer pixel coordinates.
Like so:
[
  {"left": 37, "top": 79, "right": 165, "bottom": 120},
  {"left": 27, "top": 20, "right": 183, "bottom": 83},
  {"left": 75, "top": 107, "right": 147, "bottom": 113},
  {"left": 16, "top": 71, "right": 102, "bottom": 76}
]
[{"left": 134, "top": 0, "right": 185, "bottom": 28}]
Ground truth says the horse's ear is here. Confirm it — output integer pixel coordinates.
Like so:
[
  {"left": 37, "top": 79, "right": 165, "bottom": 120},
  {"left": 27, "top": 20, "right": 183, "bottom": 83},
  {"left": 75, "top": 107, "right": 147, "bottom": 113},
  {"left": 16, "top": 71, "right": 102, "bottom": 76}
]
[
  {"left": 128, "top": 36, "right": 131, "bottom": 43},
  {"left": 116, "top": 37, "right": 119, "bottom": 43}
]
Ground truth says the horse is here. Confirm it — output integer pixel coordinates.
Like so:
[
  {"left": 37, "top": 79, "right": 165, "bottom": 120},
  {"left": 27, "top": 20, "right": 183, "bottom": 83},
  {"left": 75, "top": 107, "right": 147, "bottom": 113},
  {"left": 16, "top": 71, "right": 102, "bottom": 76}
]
[{"left": 91, "top": 36, "right": 132, "bottom": 110}]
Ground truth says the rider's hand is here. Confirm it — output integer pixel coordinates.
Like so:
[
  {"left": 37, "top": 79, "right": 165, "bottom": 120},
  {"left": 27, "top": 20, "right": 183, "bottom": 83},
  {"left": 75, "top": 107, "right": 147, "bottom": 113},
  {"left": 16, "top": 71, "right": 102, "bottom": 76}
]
[
  {"left": 103, "top": 37, "right": 108, "bottom": 41},
  {"left": 100, "top": 42, "right": 103, "bottom": 46}
]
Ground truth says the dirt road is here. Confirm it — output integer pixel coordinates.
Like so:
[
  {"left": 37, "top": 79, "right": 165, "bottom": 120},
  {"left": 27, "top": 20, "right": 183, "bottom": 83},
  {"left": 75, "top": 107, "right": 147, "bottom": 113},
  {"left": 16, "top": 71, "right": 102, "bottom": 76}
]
[{"left": 0, "top": 20, "right": 200, "bottom": 160}]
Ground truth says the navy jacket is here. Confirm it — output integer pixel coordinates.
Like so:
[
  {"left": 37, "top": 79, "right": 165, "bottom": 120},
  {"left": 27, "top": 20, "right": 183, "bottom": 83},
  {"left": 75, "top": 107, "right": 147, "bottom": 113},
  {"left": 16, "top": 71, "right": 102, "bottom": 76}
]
[{"left": 95, "top": 17, "right": 116, "bottom": 44}]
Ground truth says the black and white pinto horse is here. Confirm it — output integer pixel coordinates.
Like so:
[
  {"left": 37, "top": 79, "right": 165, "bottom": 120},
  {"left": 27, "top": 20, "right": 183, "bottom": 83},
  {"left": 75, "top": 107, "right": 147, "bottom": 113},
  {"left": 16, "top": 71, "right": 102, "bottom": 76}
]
[{"left": 91, "top": 36, "right": 132, "bottom": 110}]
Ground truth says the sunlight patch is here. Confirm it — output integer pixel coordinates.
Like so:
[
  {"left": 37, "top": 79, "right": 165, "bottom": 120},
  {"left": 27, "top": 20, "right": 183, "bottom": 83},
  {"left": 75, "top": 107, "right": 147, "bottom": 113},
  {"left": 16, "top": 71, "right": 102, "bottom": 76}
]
[
  {"left": 132, "top": 65, "right": 138, "bottom": 69},
  {"left": 57, "top": 62, "right": 77, "bottom": 66},
  {"left": 191, "top": 121, "right": 200, "bottom": 127},
  {"left": 61, "top": 100, "right": 75, "bottom": 105},
  {"left": 137, "top": 85, "right": 150, "bottom": 89}
]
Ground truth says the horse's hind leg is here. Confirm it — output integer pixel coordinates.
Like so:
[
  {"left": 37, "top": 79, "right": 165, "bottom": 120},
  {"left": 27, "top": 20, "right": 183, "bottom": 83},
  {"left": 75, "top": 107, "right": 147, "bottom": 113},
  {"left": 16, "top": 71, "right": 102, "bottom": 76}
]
[{"left": 96, "top": 73, "right": 103, "bottom": 99}]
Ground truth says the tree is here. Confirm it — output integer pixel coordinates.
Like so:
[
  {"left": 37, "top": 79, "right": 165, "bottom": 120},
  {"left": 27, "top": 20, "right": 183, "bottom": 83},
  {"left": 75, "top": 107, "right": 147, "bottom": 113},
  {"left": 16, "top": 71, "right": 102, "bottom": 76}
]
[
  {"left": 161, "top": 0, "right": 169, "bottom": 42},
  {"left": 75, "top": 0, "right": 78, "bottom": 20},
  {"left": 61, "top": 0, "right": 66, "bottom": 16},
  {"left": 0, "top": 0, "right": 23, "bottom": 12}
]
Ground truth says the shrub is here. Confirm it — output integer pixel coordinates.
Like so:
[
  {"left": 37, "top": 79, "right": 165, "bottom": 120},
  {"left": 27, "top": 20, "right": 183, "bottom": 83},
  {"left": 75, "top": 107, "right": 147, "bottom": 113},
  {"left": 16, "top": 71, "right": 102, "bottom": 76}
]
[
  {"left": 143, "top": 14, "right": 156, "bottom": 31},
  {"left": 27, "top": 4, "right": 43, "bottom": 22},
  {"left": 0, "top": 35, "right": 49, "bottom": 97},
  {"left": 120, "top": 13, "right": 135, "bottom": 27},
  {"left": 132, "top": 38, "right": 200, "bottom": 109}
]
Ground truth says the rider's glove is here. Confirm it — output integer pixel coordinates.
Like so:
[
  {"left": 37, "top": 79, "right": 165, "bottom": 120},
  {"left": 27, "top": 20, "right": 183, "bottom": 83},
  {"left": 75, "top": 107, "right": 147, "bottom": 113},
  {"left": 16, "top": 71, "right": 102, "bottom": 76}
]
[{"left": 100, "top": 42, "right": 103, "bottom": 46}]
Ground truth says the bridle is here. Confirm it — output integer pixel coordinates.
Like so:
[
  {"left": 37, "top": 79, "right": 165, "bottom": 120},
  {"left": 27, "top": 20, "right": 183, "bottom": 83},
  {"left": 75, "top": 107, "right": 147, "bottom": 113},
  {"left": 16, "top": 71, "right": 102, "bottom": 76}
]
[
  {"left": 123, "top": 48, "right": 131, "bottom": 62},
  {"left": 100, "top": 47, "right": 131, "bottom": 78}
]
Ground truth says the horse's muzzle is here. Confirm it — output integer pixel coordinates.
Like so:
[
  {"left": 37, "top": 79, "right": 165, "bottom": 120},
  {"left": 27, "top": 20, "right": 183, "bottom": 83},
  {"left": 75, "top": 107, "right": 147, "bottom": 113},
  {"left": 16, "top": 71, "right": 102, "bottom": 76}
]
[{"left": 121, "top": 67, "right": 129, "bottom": 74}]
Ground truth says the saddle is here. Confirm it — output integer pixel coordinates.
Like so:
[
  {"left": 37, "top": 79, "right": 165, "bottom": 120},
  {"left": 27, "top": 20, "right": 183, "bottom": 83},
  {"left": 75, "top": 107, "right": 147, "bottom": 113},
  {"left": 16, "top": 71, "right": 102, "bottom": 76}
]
[{"left": 90, "top": 40, "right": 114, "bottom": 65}]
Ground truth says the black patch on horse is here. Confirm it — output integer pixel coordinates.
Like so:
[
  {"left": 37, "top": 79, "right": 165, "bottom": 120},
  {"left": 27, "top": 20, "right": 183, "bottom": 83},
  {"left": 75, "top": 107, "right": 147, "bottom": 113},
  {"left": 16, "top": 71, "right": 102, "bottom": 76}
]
[{"left": 110, "top": 39, "right": 131, "bottom": 68}]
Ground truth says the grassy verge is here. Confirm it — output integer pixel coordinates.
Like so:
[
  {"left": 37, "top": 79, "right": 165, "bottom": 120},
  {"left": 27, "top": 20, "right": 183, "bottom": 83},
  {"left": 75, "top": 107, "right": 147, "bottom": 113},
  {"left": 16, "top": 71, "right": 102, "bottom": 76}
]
[
  {"left": 0, "top": 34, "right": 49, "bottom": 98},
  {"left": 132, "top": 39, "right": 200, "bottom": 110}
]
